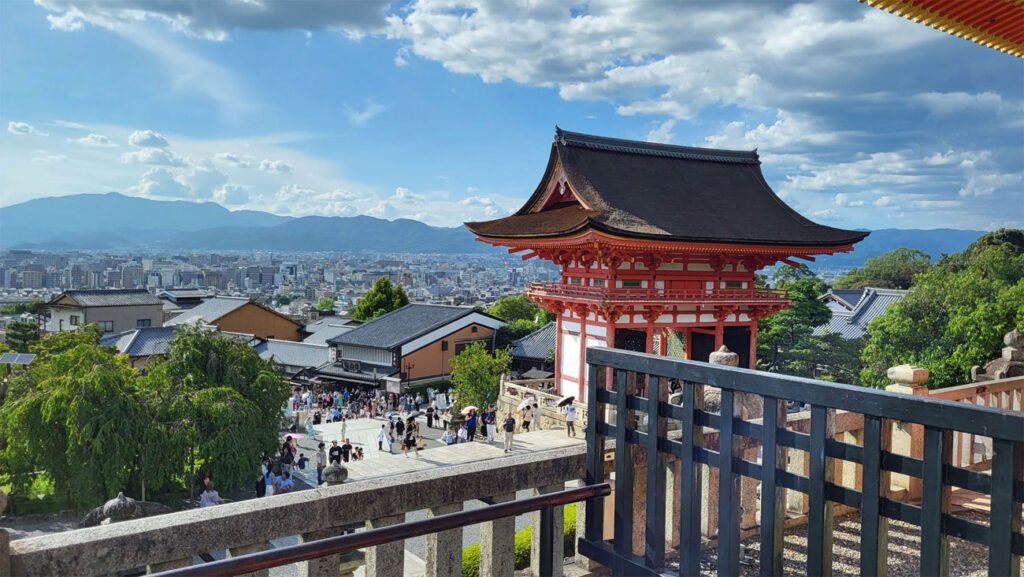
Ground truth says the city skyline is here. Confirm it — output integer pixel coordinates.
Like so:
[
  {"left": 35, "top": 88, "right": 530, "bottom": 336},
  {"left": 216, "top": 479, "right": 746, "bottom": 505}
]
[{"left": 1, "top": 1, "right": 1022, "bottom": 231}]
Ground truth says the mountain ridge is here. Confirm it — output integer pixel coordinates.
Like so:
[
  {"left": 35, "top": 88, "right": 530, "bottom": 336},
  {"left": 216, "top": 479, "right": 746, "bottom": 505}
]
[{"left": 0, "top": 193, "right": 988, "bottom": 261}]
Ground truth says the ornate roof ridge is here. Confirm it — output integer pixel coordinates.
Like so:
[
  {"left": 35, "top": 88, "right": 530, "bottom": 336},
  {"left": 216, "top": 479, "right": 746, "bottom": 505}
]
[{"left": 554, "top": 126, "right": 759, "bottom": 165}]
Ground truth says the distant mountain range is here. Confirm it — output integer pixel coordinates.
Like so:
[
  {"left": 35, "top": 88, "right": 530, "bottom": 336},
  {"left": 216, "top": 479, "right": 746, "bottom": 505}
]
[
  {"left": 0, "top": 193, "right": 987, "bottom": 265},
  {"left": 0, "top": 192, "right": 487, "bottom": 253}
]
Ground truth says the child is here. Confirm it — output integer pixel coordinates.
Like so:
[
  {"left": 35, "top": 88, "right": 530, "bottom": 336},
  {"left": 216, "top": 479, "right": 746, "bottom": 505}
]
[
  {"left": 200, "top": 481, "right": 221, "bottom": 507},
  {"left": 296, "top": 453, "right": 309, "bottom": 470}
]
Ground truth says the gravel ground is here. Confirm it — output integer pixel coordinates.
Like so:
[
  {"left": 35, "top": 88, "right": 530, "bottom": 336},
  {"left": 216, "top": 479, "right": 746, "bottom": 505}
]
[{"left": 667, "top": 510, "right": 1021, "bottom": 577}]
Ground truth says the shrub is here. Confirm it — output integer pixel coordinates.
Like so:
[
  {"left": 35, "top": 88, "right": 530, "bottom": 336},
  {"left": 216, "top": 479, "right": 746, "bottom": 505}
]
[{"left": 460, "top": 503, "right": 578, "bottom": 577}]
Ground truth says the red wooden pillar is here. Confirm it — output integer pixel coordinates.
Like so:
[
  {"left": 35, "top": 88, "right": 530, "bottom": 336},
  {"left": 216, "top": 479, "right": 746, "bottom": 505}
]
[
  {"left": 748, "top": 321, "right": 758, "bottom": 369},
  {"left": 714, "top": 322, "right": 724, "bottom": 350},
  {"left": 555, "top": 313, "right": 563, "bottom": 389},
  {"left": 646, "top": 323, "right": 656, "bottom": 355},
  {"left": 578, "top": 308, "right": 587, "bottom": 402},
  {"left": 684, "top": 327, "right": 692, "bottom": 360}
]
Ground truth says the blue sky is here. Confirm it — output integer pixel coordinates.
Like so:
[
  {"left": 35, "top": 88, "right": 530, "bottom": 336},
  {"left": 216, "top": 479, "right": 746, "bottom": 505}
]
[{"left": 1, "top": 0, "right": 1021, "bottom": 230}]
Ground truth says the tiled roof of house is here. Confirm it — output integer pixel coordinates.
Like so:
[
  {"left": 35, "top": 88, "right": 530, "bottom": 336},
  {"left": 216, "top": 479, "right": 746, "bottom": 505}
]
[
  {"left": 510, "top": 322, "right": 556, "bottom": 361},
  {"left": 303, "top": 324, "right": 353, "bottom": 345},
  {"left": 100, "top": 326, "right": 177, "bottom": 357},
  {"left": 164, "top": 296, "right": 250, "bottom": 326},
  {"left": 814, "top": 288, "right": 907, "bottom": 340},
  {"left": 53, "top": 289, "right": 163, "bottom": 307},
  {"left": 255, "top": 339, "right": 330, "bottom": 368},
  {"left": 328, "top": 304, "right": 480, "bottom": 349}
]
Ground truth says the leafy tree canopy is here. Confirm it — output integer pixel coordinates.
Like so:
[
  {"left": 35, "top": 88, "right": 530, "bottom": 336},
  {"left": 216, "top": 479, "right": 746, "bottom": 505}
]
[
  {"left": 351, "top": 277, "right": 410, "bottom": 322},
  {"left": 860, "top": 229, "right": 1024, "bottom": 389},
  {"left": 834, "top": 248, "right": 932, "bottom": 290},
  {"left": 4, "top": 320, "right": 40, "bottom": 353},
  {"left": 0, "top": 299, "right": 44, "bottom": 315},
  {"left": 449, "top": 342, "right": 511, "bottom": 411},
  {"left": 756, "top": 269, "right": 832, "bottom": 375},
  {"left": 488, "top": 295, "right": 548, "bottom": 324},
  {"left": 315, "top": 297, "right": 335, "bottom": 311}
]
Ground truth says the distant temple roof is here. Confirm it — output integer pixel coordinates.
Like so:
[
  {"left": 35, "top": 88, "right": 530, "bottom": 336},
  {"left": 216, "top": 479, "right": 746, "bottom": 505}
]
[
  {"left": 814, "top": 287, "right": 908, "bottom": 340},
  {"left": 466, "top": 128, "right": 869, "bottom": 248}
]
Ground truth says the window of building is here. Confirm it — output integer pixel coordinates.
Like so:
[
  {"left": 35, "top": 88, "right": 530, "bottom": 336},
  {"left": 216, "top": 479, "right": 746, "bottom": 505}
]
[
  {"left": 622, "top": 280, "right": 642, "bottom": 288},
  {"left": 725, "top": 281, "right": 743, "bottom": 289},
  {"left": 471, "top": 326, "right": 478, "bottom": 333},
  {"left": 96, "top": 321, "right": 113, "bottom": 332},
  {"left": 570, "top": 277, "right": 582, "bottom": 285},
  {"left": 136, "top": 319, "right": 151, "bottom": 328},
  {"left": 592, "top": 279, "right": 604, "bottom": 286},
  {"left": 441, "top": 340, "right": 448, "bottom": 351},
  {"left": 70, "top": 315, "right": 80, "bottom": 326}
]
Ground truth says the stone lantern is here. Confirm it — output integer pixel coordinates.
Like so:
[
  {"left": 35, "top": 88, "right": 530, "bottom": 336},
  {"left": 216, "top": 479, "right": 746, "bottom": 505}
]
[
  {"left": 102, "top": 492, "right": 138, "bottom": 523},
  {"left": 323, "top": 461, "right": 348, "bottom": 485}
]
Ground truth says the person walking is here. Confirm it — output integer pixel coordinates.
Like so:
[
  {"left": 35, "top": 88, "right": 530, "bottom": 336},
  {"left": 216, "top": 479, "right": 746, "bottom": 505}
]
[
  {"left": 341, "top": 438, "right": 353, "bottom": 463},
  {"left": 521, "top": 405, "right": 532, "bottom": 432},
  {"left": 457, "top": 424, "right": 468, "bottom": 444},
  {"left": 200, "top": 481, "right": 221, "bottom": 507},
  {"left": 316, "top": 442, "right": 326, "bottom": 486},
  {"left": 565, "top": 404, "right": 577, "bottom": 437},
  {"left": 328, "top": 440, "right": 342, "bottom": 464},
  {"left": 532, "top": 403, "right": 541, "bottom": 430},
  {"left": 378, "top": 424, "right": 388, "bottom": 451},
  {"left": 484, "top": 405, "right": 496, "bottom": 443},
  {"left": 426, "top": 404, "right": 435, "bottom": 429},
  {"left": 502, "top": 412, "right": 516, "bottom": 453},
  {"left": 465, "top": 408, "right": 478, "bottom": 442}
]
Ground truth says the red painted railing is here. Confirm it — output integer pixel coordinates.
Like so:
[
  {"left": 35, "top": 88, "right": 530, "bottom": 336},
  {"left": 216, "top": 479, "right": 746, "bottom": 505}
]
[{"left": 527, "top": 282, "right": 789, "bottom": 304}]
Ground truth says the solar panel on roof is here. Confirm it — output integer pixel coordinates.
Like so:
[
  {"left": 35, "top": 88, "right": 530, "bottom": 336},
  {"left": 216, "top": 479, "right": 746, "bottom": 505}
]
[{"left": 0, "top": 353, "right": 16, "bottom": 364}]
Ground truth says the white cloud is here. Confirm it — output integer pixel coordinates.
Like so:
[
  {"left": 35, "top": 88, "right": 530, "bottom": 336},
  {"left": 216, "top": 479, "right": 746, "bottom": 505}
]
[
  {"left": 912, "top": 92, "right": 1021, "bottom": 116},
  {"left": 133, "top": 167, "right": 188, "bottom": 198},
  {"left": 36, "top": 0, "right": 392, "bottom": 40},
  {"left": 121, "top": 147, "right": 184, "bottom": 166},
  {"left": 259, "top": 159, "right": 293, "bottom": 174},
  {"left": 646, "top": 120, "right": 676, "bottom": 144},
  {"left": 874, "top": 196, "right": 895, "bottom": 207},
  {"left": 213, "top": 184, "right": 249, "bottom": 205},
  {"left": 128, "top": 129, "right": 170, "bottom": 148},
  {"left": 832, "top": 193, "right": 864, "bottom": 207},
  {"left": 31, "top": 153, "right": 68, "bottom": 163},
  {"left": 344, "top": 99, "right": 386, "bottom": 125},
  {"left": 912, "top": 200, "right": 962, "bottom": 209},
  {"left": 959, "top": 172, "right": 1022, "bottom": 197},
  {"left": 52, "top": 119, "right": 88, "bottom": 129},
  {"left": 213, "top": 152, "right": 250, "bottom": 168},
  {"left": 367, "top": 201, "right": 398, "bottom": 220},
  {"left": 8, "top": 121, "right": 48, "bottom": 137},
  {"left": 812, "top": 208, "right": 838, "bottom": 220},
  {"left": 705, "top": 111, "right": 843, "bottom": 151},
  {"left": 76, "top": 133, "right": 117, "bottom": 147},
  {"left": 391, "top": 186, "right": 425, "bottom": 203}
]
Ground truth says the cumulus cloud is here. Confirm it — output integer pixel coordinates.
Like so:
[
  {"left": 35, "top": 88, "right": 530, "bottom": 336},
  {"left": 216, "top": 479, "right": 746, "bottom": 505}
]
[
  {"left": 912, "top": 92, "right": 1021, "bottom": 116},
  {"left": 213, "top": 152, "right": 250, "bottom": 168},
  {"left": 367, "top": 201, "right": 398, "bottom": 220},
  {"left": 76, "top": 133, "right": 117, "bottom": 147},
  {"left": 8, "top": 122, "right": 48, "bottom": 136},
  {"left": 344, "top": 99, "right": 386, "bottom": 125},
  {"left": 133, "top": 167, "right": 188, "bottom": 198},
  {"left": 705, "top": 111, "right": 843, "bottom": 151},
  {"left": 259, "top": 159, "right": 293, "bottom": 174},
  {"left": 811, "top": 209, "right": 838, "bottom": 220},
  {"left": 391, "top": 187, "right": 425, "bottom": 203},
  {"left": 874, "top": 196, "right": 895, "bottom": 207},
  {"left": 214, "top": 184, "right": 250, "bottom": 205},
  {"left": 646, "top": 120, "right": 676, "bottom": 144},
  {"left": 128, "top": 129, "right": 170, "bottom": 148},
  {"left": 121, "top": 147, "right": 185, "bottom": 166}
]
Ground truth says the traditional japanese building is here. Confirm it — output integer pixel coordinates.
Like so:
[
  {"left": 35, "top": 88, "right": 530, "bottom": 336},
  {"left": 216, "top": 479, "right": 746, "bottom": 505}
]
[{"left": 466, "top": 128, "right": 869, "bottom": 399}]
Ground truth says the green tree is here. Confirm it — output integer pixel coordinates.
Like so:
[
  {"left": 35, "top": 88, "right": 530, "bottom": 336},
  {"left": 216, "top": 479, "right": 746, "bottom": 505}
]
[
  {"left": 495, "top": 319, "right": 546, "bottom": 349},
  {"left": 316, "top": 297, "right": 335, "bottom": 311},
  {"left": 834, "top": 248, "right": 932, "bottom": 289},
  {"left": 351, "top": 277, "right": 410, "bottom": 322},
  {"left": 756, "top": 266, "right": 832, "bottom": 374},
  {"left": 860, "top": 230, "right": 1024, "bottom": 389},
  {"left": 275, "top": 294, "right": 292, "bottom": 306},
  {"left": 0, "top": 299, "right": 44, "bottom": 314},
  {"left": 487, "top": 295, "right": 548, "bottom": 324},
  {"left": 5, "top": 320, "right": 40, "bottom": 353},
  {"left": 448, "top": 342, "right": 511, "bottom": 410}
]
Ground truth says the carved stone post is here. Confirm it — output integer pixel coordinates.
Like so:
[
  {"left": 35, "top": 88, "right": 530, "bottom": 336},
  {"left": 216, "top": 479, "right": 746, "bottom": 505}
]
[
  {"left": 479, "top": 493, "right": 516, "bottom": 577},
  {"left": 426, "top": 503, "right": 463, "bottom": 577},
  {"left": 366, "top": 514, "right": 406, "bottom": 577},
  {"left": 885, "top": 364, "right": 929, "bottom": 500}
]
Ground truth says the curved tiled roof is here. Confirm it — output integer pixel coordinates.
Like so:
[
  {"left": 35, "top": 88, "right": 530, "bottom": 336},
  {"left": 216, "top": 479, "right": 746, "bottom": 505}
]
[
  {"left": 510, "top": 322, "right": 556, "bottom": 360},
  {"left": 467, "top": 129, "right": 869, "bottom": 248}
]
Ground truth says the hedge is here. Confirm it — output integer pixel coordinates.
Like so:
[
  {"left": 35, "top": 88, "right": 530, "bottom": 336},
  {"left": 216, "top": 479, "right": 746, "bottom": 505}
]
[{"left": 460, "top": 503, "right": 576, "bottom": 577}]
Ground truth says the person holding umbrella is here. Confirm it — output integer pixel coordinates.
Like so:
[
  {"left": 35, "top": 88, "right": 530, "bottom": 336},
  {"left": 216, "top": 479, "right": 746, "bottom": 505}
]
[{"left": 558, "top": 395, "right": 577, "bottom": 437}]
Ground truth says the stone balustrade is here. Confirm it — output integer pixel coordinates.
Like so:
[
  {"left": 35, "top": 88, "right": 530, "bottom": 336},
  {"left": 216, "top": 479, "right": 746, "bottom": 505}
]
[{"left": 498, "top": 377, "right": 588, "bottom": 430}]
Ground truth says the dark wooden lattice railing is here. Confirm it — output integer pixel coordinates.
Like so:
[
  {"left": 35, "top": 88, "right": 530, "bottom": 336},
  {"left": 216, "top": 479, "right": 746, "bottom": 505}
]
[{"left": 579, "top": 347, "right": 1024, "bottom": 577}]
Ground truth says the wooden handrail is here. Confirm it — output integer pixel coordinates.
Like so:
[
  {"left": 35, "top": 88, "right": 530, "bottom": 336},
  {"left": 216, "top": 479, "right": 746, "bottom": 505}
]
[{"left": 151, "top": 483, "right": 611, "bottom": 577}]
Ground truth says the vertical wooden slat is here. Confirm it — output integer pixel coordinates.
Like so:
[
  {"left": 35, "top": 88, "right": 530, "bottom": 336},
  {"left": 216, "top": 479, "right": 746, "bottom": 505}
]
[
  {"left": 716, "top": 389, "right": 741, "bottom": 577},
  {"left": 759, "top": 396, "right": 786, "bottom": 577},
  {"left": 645, "top": 376, "right": 666, "bottom": 571},
  {"left": 677, "top": 381, "right": 702, "bottom": 577},
  {"left": 584, "top": 363, "right": 605, "bottom": 543},
  {"left": 920, "top": 426, "right": 951, "bottom": 577},
  {"left": 613, "top": 369, "right": 634, "bottom": 568},
  {"left": 538, "top": 505, "right": 555, "bottom": 577},
  {"left": 807, "top": 405, "right": 835, "bottom": 577},
  {"left": 859, "top": 415, "right": 890, "bottom": 577},
  {"left": 988, "top": 439, "right": 1022, "bottom": 577}
]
